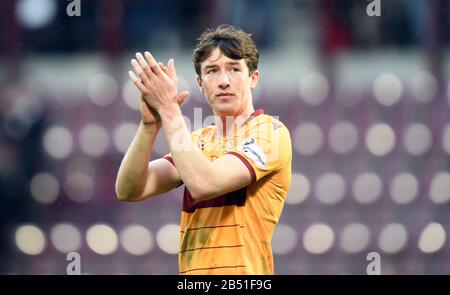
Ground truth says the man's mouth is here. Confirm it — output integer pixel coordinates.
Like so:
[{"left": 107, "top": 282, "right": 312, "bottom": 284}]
[{"left": 216, "top": 92, "right": 235, "bottom": 99}]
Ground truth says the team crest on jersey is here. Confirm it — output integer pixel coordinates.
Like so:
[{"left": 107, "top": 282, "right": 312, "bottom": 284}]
[
  {"left": 241, "top": 137, "right": 266, "bottom": 167},
  {"left": 198, "top": 140, "right": 205, "bottom": 151}
]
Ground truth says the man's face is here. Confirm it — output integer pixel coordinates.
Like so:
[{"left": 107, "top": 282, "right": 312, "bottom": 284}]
[{"left": 197, "top": 47, "right": 259, "bottom": 117}]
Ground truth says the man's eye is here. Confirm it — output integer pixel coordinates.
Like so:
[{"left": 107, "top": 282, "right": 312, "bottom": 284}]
[
  {"left": 232, "top": 68, "right": 240, "bottom": 72},
  {"left": 207, "top": 69, "right": 217, "bottom": 74}
]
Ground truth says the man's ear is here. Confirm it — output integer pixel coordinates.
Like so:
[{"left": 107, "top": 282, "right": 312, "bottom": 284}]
[
  {"left": 250, "top": 70, "right": 260, "bottom": 90},
  {"left": 196, "top": 76, "right": 204, "bottom": 93}
]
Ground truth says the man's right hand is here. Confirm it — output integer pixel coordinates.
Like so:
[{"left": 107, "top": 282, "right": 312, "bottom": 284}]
[{"left": 140, "top": 93, "right": 161, "bottom": 125}]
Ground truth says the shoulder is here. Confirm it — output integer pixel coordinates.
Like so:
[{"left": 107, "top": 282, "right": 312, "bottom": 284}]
[
  {"left": 246, "top": 114, "right": 290, "bottom": 136},
  {"left": 191, "top": 125, "right": 216, "bottom": 140}
]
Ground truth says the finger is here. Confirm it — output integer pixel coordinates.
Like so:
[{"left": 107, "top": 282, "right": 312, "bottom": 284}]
[
  {"left": 128, "top": 71, "right": 146, "bottom": 93},
  {"left": 130, "top": 59, "right": 142, "bottom": 74},
  {"left": 144, "top": 51, "right": 164, "bottom": 76},
  {"left": 167, "top": 58, "right": 177, "bottom": 82},
  {"left": 158, "top": 62, "right": 168, "bottom": 75},
  {"left": 177, "top": 90, "right": 190, "bottom": 105},
  {"left": 131, "top": 59, "right": 150, "bottom": 85},
  {"left": 136, "top": 52, "right": 155, "bottom": 80},
  {"left": 135, "top": 52, "right": 149, "bottom": 69}
]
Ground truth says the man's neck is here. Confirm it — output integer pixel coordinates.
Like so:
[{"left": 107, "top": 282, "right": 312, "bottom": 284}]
[{"left": 214, "top": 107, "right": 255, "bottom": 137}]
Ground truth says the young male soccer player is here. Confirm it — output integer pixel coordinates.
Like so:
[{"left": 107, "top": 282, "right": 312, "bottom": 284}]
[{"left": 116, "top": 25, "right": 292, "bottom": 274}]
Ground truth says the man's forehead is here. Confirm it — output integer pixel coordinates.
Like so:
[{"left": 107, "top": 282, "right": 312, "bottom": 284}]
[{"left": 202, "top": 48, "right": 244, "bottom": 67}]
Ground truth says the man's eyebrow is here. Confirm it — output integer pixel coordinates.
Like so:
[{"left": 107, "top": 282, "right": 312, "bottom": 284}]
[
  {"left": 203, "top": 64, "right": 218, "bottom": 69},
  {"left": 203, "top": 61, "right": 241, "bottom": 69}
]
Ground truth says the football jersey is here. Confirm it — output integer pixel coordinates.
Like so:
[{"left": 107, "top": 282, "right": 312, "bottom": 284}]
[{"left": 164, "top": 109, "right": 292, "bottom": 274}]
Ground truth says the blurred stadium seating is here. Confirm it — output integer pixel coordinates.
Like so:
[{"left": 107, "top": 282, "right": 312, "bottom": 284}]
[{"left": 1, "top": 0, "right": 450, "bottom": 274}]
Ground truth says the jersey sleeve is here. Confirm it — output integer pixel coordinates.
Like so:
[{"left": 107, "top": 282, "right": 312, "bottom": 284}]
[{"left": 227, "top": 119, "right": 292, "bottom": 183}]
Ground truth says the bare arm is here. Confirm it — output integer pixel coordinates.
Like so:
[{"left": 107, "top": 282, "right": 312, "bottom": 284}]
[
  {"left": 115, "top": 53, "right": 188, "bottom": 202},
  {"left": 159, "top": 104, "right": 252, "bottom": 201},
  {"left": 115, "top": 121, "right": 182, "bottom": 202}
]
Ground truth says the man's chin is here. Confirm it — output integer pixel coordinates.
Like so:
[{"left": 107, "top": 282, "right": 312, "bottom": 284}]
[
  {"left": 214, "top": 107, "right": 239, "bottom": 117},
  {"left": 213, "top": 103, "right": 240, "bottom": 116}
]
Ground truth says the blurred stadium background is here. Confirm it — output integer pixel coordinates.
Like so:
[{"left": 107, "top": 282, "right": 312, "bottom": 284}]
[{"left": 1, "top": 0, "right": 450, "bottom": 274}]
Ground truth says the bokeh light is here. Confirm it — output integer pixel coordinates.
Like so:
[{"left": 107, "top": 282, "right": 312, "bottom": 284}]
[
  {"left": 286, "top": 173, "right": 310, "bottom": 205},
  {"left": 43, "top": 126, "right": 74, "bottom": 159},
  {"left": 410, "top": 71, "right": 437, "bottom": 103},
  {"left": 303, "top": 223, "right": 334, "bottom": 254},
  {"left": 87, "top": 73, "right": 118, "bottom": 106},
  {"left": 120, "top": 225, "right": 154, "bottom": 256},
  {"left": 86, "top": 224, "right": 118, "bottom": 255},
  {"left": 373, "top": 73, "right": 403, "bottom": 106},
  {"left": 271, "top": 224, "right": 298, "bottom": 255},
  {"left": 50, "top": 223, "right": 82, "bottom": 253},
  {"left": 441, "top": 124, "right": 450, "bottom": 155},
  {"left": 402, "top": 123, "right": 432, "bottom": 156},
  {"left": 64, "top": 171, "right": 94, "bottom": 203},
  {"left": 16, "top": 0, "right": 57, "bottom": 29},
  {"left": 429, "top": 172, "right": 450, "bottom": 204},
  {"left": 15, "top": 225, "right": 46, "bottom": 255},
  {"left": 352, "top": 173, "right": 383, "bottom": 205},
  {"left": 293, "top": 123, "right": 323, "bottom": 156},
  {"left": 390, "top": 173, "right": 418, "bottom": 205},
  {"left": 156, "top": 224, "right": 180, "bottom": 255},
  {"left": 299, "top": 72, "right": 329, "bottom": 106},
  {"left": 418, "top": 223, "right": 446, "bottom": 254},
  {"left": 365, "top": 123, "right": 396, "bottom": 156},
  {"left": 315, "top": 173, "right": 346, "bottom": 205},
  {"left": 79, "top": 124, "right": 110, "bottom": 157},
  {"left": 378, "top": 223, "right": 408, "bottom": 254},
  {"left": 339, "top": 223, "right": 371, "bottom": 254},
  {"left": 30, "top": 172, "right": 59, "bottom": 204},
  {"left": 328, "top": 121, "right": 358, "bottom": 155}
]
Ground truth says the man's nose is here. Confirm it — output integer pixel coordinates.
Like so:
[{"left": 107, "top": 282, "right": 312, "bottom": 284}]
[{"left": 218, "top": 72, "right": 230, "bottom": 88}]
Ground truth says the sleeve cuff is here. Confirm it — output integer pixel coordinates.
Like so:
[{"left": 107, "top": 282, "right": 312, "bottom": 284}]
[
  {"left": 163, "top": 155, "right": 183, "bottom": 188},
  {"left": 163, "top": 155, "right": 175, "bottom": 166},
  {"left": 227, "top": 151, "right": 257, "bottom": 183}
]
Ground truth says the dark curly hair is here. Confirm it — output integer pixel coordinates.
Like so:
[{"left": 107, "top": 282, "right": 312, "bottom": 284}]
[{"left": 192, "top": 24, "right": 259, "bottom": 76}]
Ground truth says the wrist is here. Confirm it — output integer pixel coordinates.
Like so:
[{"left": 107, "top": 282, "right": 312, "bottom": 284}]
[
  {"left": 158, "top": 102, "right": 181, "bottom": 120},
  {"left": 141, "top": 120, "right": 161, "bottom": 132}
]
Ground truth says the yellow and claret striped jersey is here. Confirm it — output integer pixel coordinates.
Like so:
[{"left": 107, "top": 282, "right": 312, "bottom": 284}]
[{"left": 164, "top": 109, "right": 292, "bottom": 274}]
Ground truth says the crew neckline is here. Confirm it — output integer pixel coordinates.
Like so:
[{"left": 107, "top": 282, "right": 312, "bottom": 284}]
[{"left": 211, "top": 108, "right": 265, "bottom": 141}]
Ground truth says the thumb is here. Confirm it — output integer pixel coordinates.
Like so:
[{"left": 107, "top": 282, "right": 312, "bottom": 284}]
[{"left": 177, "top": 90, "right": 190, "bottom": 105}]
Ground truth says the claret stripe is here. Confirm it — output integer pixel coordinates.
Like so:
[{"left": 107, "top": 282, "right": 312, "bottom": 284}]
[
  {"left": 179, "top": 244, "right": 244, "bottom": 254},
  {"left": 180, "top": 224, "right": 244, "bottom": 233},
  {"left": 182, "top": 186, "right": 247, "bottom": 213},
  {"left": 179, "top": 265, "right": 247, "bottom": 274}
]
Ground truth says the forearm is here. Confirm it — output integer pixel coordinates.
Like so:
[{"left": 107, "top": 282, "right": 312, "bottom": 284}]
[
  {"left": 115, "top": 121, "right": 160, "bottom": 200},
  {"left": 159, "top": 104, "right": 217, "bottom": 199}
]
